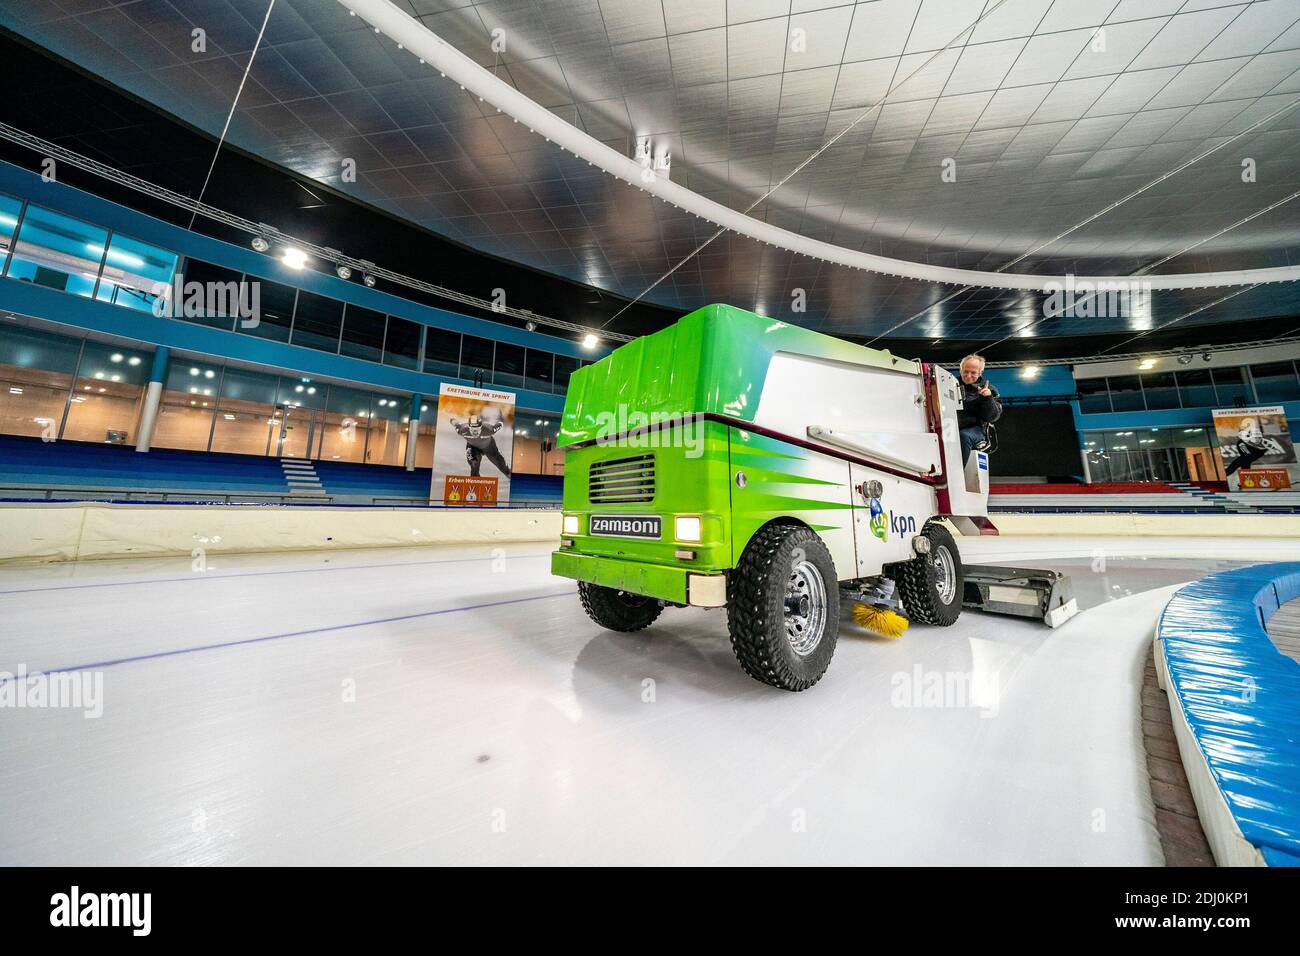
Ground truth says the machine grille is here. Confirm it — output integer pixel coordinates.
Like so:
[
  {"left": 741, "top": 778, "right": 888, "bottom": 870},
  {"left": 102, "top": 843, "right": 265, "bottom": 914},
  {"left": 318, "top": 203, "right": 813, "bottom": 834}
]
[{"left": 588, "top": 453, "right": 656, "bottom": 504}]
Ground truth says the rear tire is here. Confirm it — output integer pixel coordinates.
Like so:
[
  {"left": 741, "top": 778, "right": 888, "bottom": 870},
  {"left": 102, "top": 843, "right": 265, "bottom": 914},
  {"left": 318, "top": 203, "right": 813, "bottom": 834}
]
[
  {"left": 893, "top": 522, "right": 963, "bottom": 626},
  {"left": 727, "top": 524, "right": 840, "bottom": 692},
  {"left": 578, "top": 582, "right": 663, "bottom": 632}
]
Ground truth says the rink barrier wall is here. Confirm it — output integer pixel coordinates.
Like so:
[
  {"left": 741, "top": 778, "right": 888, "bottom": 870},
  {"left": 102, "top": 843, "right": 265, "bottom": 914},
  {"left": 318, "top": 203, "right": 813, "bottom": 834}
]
[
  {"left": 1154, "top": 563, "right": 1300, "bottom": 867},
  {"left": 0, "top": 503, "right": 564, "bottom": 563},
  {"left": 4, "top": 505, "right": 1300, "bottom": 564},
  {"left": 992, "top": 513, "right": 1300, "bottom": 537}
]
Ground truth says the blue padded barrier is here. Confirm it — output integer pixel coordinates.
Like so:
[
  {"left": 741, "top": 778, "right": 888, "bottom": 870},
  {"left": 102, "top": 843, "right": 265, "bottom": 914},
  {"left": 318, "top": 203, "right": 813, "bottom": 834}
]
[{"left": 1157, "top": 563, "right": 1300, "bottom": 866}]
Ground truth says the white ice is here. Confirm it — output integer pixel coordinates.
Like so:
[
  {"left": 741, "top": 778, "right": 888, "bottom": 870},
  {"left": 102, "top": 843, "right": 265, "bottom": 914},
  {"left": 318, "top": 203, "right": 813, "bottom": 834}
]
[{"left": 1, "top": 535, "right": 1296, "bottom": 865}]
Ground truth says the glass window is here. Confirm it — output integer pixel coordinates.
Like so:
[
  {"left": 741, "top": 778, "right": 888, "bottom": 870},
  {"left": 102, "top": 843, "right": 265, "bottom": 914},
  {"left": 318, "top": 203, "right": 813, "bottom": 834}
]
[
  {"left": 414, "top": 398, "right": 436, "bottom": 468},
  {"left": 493, "top": 341, "right": 524, "bottom": 388},
  {"left": 423, "top": 328, "right": 460, "bottom": 377},
  {"left": 0, "top": 194, "right": 24, "bottom": 273},
  {"left": 319, "top": 385, "right": 373, "bottom": 463},
  {"left": 383, "top": 316, "right": 422, "bottom": 370},
  {"left": 1211, "top": 366, "right": 1249, "bottom": 406},
  {"left": 513, "top": 414, "right": 560, "bottom": 476},
  {"left": 63, "top": 341, "right": 150, "bottom": 444},
  {"left": 524, "top": 350, "right": 553, "bottom": 392},
  {"left": 460, "top": 335, "right": 494, "bottom": 382},
  {"left": 153, "top": 360, "right": 222, "bottom": 452},
  {"left": 1139, "top": 371, "right": 1180, "bottom": 409},
  {"left": 241, "top": 279, "right": 295, "bottom": 343},
  {"left": 5, "top": 204, "right": 108, "bottom": 298},
  {"left": 93, "top": 233, "right": 177, "bottom": 314},
  {"left": 553, "top": 354, "right": 580, "bottom": 394},
  {"left": 1250, "top": 362, "right": 1300, "bottom": 404},
  {"left": 368, "top": 394, "right": 408, "bottom": 465},
  {"left": 0, "top": 324, "right": 81, "bottom": 439},
  {"left": 210, "top": 367, "right": 280, "bottom": 455},
  {"left": 339, "top": 305, "right": 386, "bottom": 362},
  {"left": 1176, "top": 368, "right": 1215, "bottom": 408},
  {"left": 291, "top": 291, "right": 343, "bottom": 353},
  {"left": 1106, "top": 375, "right": 1143, "bottom": 412},
  {"left": 172, "top": 259, "right": 244, "bottom": 331}
]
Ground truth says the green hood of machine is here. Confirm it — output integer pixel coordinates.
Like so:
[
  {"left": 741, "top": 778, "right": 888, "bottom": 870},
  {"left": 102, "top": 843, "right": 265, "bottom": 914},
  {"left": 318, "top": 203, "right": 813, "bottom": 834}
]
[{"left": 559, "top": 303, "right": 916, "bottom": 446}]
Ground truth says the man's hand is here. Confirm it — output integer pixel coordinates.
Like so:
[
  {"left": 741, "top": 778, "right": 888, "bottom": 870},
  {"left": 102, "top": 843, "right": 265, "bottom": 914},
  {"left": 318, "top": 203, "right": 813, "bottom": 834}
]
[{"left": 979, "top": 386, "right": 992, "bottom": 397}]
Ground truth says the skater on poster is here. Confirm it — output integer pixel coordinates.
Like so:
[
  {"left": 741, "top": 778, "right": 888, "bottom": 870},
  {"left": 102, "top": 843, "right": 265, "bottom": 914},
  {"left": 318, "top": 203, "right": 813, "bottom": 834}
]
[{"left": 450, "top": 413, "right": 512, "bottom": 478}]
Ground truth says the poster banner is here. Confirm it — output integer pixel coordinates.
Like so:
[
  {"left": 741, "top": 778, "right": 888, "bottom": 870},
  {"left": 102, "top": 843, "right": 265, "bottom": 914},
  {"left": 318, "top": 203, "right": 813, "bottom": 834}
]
[
  {"left": 1212, "top": 405, "right": 1296, "bottom": 491},
  {"left": 430, "top": 383, "right": 516, "bottom": 505}
]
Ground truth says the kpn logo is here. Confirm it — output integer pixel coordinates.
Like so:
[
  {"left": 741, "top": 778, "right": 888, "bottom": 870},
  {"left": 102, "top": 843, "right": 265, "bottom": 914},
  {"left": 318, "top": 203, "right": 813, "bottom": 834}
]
[{"left": 869, "top": 497, "right": 887, "bottom": 542}]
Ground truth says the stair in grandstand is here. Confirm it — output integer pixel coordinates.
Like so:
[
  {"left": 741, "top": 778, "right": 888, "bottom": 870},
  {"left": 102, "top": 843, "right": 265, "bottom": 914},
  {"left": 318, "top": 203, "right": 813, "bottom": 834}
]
[
  {"left": 1169, "top": 481, "right": 1254, "bottom": 513},
  {"left": 280, "top": 458, "right": 327, "bottom": 496}
]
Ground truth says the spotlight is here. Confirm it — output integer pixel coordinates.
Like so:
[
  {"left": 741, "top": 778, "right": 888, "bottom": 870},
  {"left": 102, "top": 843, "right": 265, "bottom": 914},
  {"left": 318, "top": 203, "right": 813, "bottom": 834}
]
[
  {"left": 1020, "top": 365, "right": 1040, "bottom": 379},
  {"left": 1138, "top": 358, "right": 1156, "bottom": 370},
  {"left": 582, "top": 333, "right": 598, "bottom": 349},
  {"left": 336, "top": 264, "right": 353, "bottom": 280},
  {"left": 1202, "top": 352, "right": 1211, "bottom": 362},
  {"left": 1177, "top": 354, "right": 1193, "bottom": 365},
  {"left": 525, "top": 321, "right": 537, "bottom": 332},
  {"left": 281, "top": 247, "right": 308, "bottom": 269},
  {"left": 251, "top": 235, "right": 270, "bottom": 252},
  {"left": 362, "top": 273, "right": 376, "bottom": 288}
]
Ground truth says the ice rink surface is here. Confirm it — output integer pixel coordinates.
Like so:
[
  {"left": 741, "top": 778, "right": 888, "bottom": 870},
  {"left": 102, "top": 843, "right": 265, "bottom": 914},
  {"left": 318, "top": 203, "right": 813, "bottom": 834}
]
[{"left": 3, "top": 535, "right": 1299, "bottom": 865}]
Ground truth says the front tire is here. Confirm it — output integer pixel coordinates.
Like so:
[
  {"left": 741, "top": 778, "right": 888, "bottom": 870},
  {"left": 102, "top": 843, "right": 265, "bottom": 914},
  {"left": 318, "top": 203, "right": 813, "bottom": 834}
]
[
  {"left": 893, "top": 522, "right": 963, "bottom": 626},
  {"left": 578, "top": 582, "right": 663, "bottom": 632},
  {"left": 727, "top": 524, "right": 840, "bottom": 692}
]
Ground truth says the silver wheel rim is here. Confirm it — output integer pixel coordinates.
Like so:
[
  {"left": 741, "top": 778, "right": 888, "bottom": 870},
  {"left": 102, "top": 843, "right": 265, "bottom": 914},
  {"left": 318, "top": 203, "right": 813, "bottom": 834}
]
[
  {"left": 933, "top": 545, "right": 956, "bottom": 604},
  {"left": 785, "top": 559, "right": 827, "bottom": 656}
]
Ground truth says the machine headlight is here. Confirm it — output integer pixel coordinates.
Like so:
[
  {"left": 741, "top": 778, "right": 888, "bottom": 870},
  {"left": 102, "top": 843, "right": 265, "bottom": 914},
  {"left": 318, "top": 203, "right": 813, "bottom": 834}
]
[
  {"left": 675, "top": 516, "right": 702, "bottom": 542},
  {"left": 563, "top": 514, "right": 580, "bottom": 535}
]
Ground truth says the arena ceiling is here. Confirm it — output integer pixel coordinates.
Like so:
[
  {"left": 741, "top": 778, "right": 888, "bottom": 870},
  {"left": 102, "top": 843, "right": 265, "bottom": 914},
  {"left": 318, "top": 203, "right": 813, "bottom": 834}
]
[{"left": 5, "top": 0, "right": 1300, "bottom": 348}]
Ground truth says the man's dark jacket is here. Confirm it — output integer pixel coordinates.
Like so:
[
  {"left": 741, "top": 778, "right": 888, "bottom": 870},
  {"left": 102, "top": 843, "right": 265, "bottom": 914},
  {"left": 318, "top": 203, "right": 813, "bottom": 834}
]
[{"left": 958, "top": 379, "right": 1002, "bottom": 430}]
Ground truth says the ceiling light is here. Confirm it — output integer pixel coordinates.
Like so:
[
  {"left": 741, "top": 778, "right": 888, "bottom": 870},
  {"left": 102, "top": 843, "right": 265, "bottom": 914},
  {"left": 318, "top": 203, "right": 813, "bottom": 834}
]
[
  {"left": 128, "top": 356, "right": 141, "bottom": 366},
  {"left": 281, "top": 247, "right": 309, "bottom": 269},
  {"left": 336, "top": 264, "right": 353, "bottom": 280},
  {"left": 8, "top": 386, "right": 22, "bottom": 395},
  {"left": 204, "top": 370, "right": 215, "bottom": 378},
  {"left": 110, "top": 353, "right": 123, "bottom": 363},
  {"left": 1020, "top": 365, "right": 1040, "bottom": 379},
  {"left": 190, "top": 367, "right": 200, "bottom": 376},
  {"left": 582, "top": 333, "right": 598, "bottom": 349},
  {"left": 1138, "top": 358, "right": 1156, "bottom": 370}
]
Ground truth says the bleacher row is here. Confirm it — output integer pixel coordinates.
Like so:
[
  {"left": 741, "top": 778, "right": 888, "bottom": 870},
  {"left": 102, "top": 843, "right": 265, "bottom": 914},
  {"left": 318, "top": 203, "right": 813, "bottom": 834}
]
[
  {"left": 989, "top": 481, "right": 1300, "bottom": 514},
  {"left": 0, "top": 434, "right": 563, "bottom": 505}
]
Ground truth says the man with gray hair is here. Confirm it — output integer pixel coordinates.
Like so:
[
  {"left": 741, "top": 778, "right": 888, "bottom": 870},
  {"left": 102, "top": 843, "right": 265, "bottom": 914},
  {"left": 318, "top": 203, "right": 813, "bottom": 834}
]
[{"left": 957, "top": 353, "right": 1001, "bottom": 465}]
